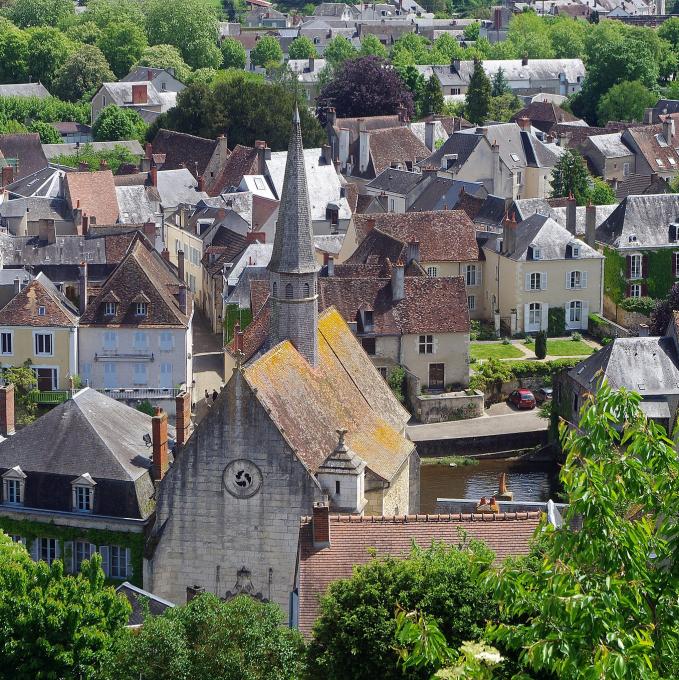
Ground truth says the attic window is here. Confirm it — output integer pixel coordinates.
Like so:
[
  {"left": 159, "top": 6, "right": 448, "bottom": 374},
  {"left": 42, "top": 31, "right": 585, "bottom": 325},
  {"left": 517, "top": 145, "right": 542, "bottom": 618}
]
[
  {"left": 528, "top": 245, "right": 541, "bottom": 260},
  {"left": 135, "top": 302, "right": 148, "bottom": 317},
  {"left": 628, "top": 234, "right": 637, "bottom": 243},
  {"left": 670, "top": 158, "right": 676, "bottom": 166},
  {"left": 104, "top": 302, "right": 117, "bottom": 316},
  {"left": 656, "top": 158, "right": 664, "bottom": 167},
  {"left": 37, "top": 306, "right": 46, "bottom": 316},
  {"left": 510, "top": 153, "right": 520, "bottom": 162},
  {"left": 566, "top": 242, "right": 580, "bottom": 259}
]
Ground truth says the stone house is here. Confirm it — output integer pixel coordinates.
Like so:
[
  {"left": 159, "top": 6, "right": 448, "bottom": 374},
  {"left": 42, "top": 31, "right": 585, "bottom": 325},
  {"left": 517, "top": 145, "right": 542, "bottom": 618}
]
[
  {"left": 620, "top": 121, "right": 678, "bottom": 182},
  {"left": 145, "top": 110, "right": 418, "bottom": 611},
  {"left": 78, "top": 236, "right": 193, "bottom": 415},
  {"left": 0, "top": 387, "right": 190, "bottom": 586},
  {"left": 121, "top": 67, "right": 186, "bottom": 93},
  {"left": 482, "top": 211, "right": 604, "bottom": 335},
  {"left": 581, "top": 132, "right": 636, "bottom": 183},
  {"left": 0, "top": 273, "right": 78, "bottom": 392},
  {"left": 91, "top": 82, "right": 176, "bottom": 124}
]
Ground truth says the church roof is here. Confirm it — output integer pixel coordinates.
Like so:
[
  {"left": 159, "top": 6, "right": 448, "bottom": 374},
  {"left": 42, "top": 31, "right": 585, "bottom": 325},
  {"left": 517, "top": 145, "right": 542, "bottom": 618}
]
[
  {"left": 244, "top": 308, "right": 413, "bottom": 483},
  {"left": 268, "top": 109, "right": 317, "bottom": 275}
]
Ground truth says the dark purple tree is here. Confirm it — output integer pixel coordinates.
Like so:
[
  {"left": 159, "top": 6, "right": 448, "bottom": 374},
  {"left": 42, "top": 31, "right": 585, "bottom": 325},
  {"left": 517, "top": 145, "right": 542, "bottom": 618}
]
[
  {"left": 649, "top": 283, "right": 679, "bottom": 335},
  {"left": 317, "top": 56, "right": 414, "bottom": 120}
]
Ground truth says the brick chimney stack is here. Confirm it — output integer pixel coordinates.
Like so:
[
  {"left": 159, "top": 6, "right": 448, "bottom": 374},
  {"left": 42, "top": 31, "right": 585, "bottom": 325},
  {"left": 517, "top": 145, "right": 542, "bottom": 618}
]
[
  {"left": 391, "top": 261, "right": 405, "bottom": 301},
  {"left": 175, "top": 391, "right": 191, "bottom": 447},
  {"left": 177, "top": 249, "right": 185, "bottom": 283},
  {"left": 151, "top": 407, "right": 169, "bottom": 481},
  {"left": 312, "top": 501, "right": 330, "bottom": 548},
  {"left": 78, "top": 262, "right": 88, "bottom": 315},
  {"left": 197, "top": 175, "right": 205, "bottom": 192},
  {"left": 0, "top": 383, "right": 15, "bottom": 436},
  {"left": 150, "top": 165, "right": 158, "bottom": 187},
  {"left": 132, "top": 83, "right": 148, "bottom": 105},
  {"left": 566, "top": 193, "right": 576, "bottom": 235}
]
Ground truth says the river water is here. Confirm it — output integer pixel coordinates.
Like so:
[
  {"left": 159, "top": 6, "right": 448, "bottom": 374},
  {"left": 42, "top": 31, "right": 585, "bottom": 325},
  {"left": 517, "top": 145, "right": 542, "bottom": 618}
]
[{"left": 420, "top": 457, "right": 562, "bottom": 514}]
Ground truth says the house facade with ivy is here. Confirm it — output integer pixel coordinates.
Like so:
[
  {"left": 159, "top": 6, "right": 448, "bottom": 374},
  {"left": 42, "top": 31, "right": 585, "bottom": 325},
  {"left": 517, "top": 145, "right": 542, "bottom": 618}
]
[
  {"left": 595, "top": 194, "right": 679, "bottom": 321},
  {"left": 0, "top": 387, "right": 180, "bottom": 587}
]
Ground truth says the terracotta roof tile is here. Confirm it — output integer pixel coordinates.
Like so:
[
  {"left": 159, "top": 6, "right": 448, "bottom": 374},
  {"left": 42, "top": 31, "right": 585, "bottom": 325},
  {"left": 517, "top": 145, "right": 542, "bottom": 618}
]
[
  {"left": 0, "top": 275, "right": 77, "bottom": 327},
  {"left": 65, "top": 170, "right": 119, "bottom": 225},
  {"left": 298, "top": 511, "right": 542, "bottom": 636},
  {"left": 206, "top": 144, "right": 259, "bottom": 196},
  {"left": 368, "top": 127, "right": 430, "bottom": 176},
  {"left": 624, "top": 124, "right": 679, "bottom": 172},
  {"left": 151, "top": 129, "right": 219, "bottom": 176},
  {"left": 510, "top": 101, "right": 579, "bottom": 133}
]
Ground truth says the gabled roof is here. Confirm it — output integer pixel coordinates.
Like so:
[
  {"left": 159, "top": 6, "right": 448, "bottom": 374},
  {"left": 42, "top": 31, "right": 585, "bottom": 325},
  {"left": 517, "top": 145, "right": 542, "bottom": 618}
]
[
  {"left": 298, "top": 511, "right": 542, "bottom": 636},
  {"left": 116, "top": 582, "right": 175, "bottom": 626},
  {"left": 586, "top": 132, "right": 632, "bottom": 159},
  {"left": 64, "top": 170, "right": 119, "bottom": 225},
  {"left": 623, "top": 124, "right": 679, "bottom": 173},
  {"left": 43, "top": 140, "right": 144, "bottom": 160},
  {"left": 150, "top": 129, "right": 219, "bottom": 176},
  {"left": 0, "top": 133, "right": 48, "bottom": 179},
  {"left": 0, "top": 83, "right": 50, "bottom": 99},
  {"left": 409, "top": 178, "right": 486, "bottom": 212},
  {"left": 352, "top": 211, "right": 479, "bottom": 262},
  {"left": 420, "top": 130, "right": 483, "bottom": 172},
  {"left": 0, "top": 272, "right": 78, "bottom": 327},
  {"left": 614, "top": 173, "right": 670, "bottom": 201},
  {"left": 207, "top": 144, "right": 259, "bottom": 195},
  {"left": 513, "top": 198, "right": 617, "bottom": 236},
  {"left": 568, "top": 337, "right": 679, "bottom": 396},
  {"left": 368, "top": 127, "right": 430, "bottom": 176},
  {"left": 98, "top": 81, "right": 163, "bottom": 107},
  {"left": 244, "top": 308, "right": 414, "bottom": 482},
  {"left": 79, "top": 237, "right": 190, "bottom": 327},
  {"left": 5, "top": 166, "right": 64, "bottom": 198},
  {"left": 366, "top": 168, "right": 424, "bottom": 195},
  {"left": 510, "top": 101, "right": 580, "bottom": 132}
]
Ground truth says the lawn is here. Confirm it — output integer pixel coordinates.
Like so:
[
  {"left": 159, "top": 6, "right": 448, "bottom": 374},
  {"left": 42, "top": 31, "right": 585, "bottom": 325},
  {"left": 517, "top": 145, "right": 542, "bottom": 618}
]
[
  {"left": 470, "top": 342, "right": 524, "bottom": 360},
  {"left": 546, "top": 339, "right": 594, "bottom": 357}
]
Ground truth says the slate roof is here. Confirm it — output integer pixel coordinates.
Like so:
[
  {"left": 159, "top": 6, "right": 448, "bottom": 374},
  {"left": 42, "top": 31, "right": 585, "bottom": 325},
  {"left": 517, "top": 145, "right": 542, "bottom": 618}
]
[
  {"left": 0, "top": 83, "right": 50, "bottom": 99},
  {"left": 0, "top": 388, "right": 157, "bottom": 518},
  {"left": 623, "top": 124, "right": 679, "bottom": 173},
  {"left": 595, "top": 194, "right": 679, "bottom": 250},
  {"left": 98, "top": 81, "right": 163, "bottom": 107},
  {"left": 244, "top": 308, "right": 414, "bottom": 483},
  {"left": 352, "top": 211, "right": 479, "bottom": 262},
  {"left": 421, "top": 130, "right": 483, "bottom": 172},
  {"left": 150, "top": 129, "right": 219, "bottom": 176},
  {"left": 297, "top": 511, "right": 542, "bottom": 636},
  {"left": 486, "top": 213, "right": 602, "bottom": 261},
  {"left": 409, "top": 178, "right": 486, "bottom": 212},
  {"left": 80, "top": 237, "right": 190, "bottom": 327},
  {"left": 4, "top": 166, "right": 64, "bottom": 198},
  {"left": 207, "top": 144, "right": 259, "bottom": 195},
  {"left": 155, "top": 168, "right": 207, "bottom": 209},
  {"left": 115, "top": 185, "right": 159, "bottom": 224},
  {"left": 568, "top": 337, "right": 679, "bottom": 396},
  {"left": 0, "top": 133, "right": 48, "bottom": 179},
  {"left": 472, "top": 194, "right": 509, "bottom": 228},
  {"left": 0, "top": 272, "right": 78, "bottom": 327},
  {"left": 64, "top": 170, "right": 119, "bottom": 225},
  {"left": 614, "top": 173, "right": 670, "bottom": 201},
  {"left": 513, "top": 198, "right": 617, "bottom": 236},
  {"left": 368, "top": 127, "right": 430, "bottom": 176},
  {"left": 366, "top": 168, "right": 423, "bottom": 195},
  {"left": 116, "top": 582, "right": 175, "bottom": 626},
  {"left": 0, "top": 196, "right": 70, "bottom": 222},
  {"left": 587, "top": 132, "right": 632, "bottom": 159}
]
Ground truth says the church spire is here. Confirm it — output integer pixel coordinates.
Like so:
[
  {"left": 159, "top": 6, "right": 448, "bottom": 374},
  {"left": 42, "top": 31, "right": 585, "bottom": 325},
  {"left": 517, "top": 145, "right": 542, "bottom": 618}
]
[
  {"left": 268, "top": 107, "right": 317, "bottom": 274},
  {"left": 267, "top": 107, "right": 319, "bottom": 366}
]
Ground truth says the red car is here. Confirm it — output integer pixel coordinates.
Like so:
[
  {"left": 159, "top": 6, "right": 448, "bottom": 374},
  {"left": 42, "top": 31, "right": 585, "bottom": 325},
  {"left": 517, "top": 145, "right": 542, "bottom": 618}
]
[{"left": 508, "top": 388, "right": 536, "bottom": 409}]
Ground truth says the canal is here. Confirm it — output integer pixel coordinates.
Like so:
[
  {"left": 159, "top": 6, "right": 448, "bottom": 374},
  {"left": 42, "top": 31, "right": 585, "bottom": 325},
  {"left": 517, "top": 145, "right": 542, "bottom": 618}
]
[{"left": 420, "top": 456, "right": 562, "bottom": 514}]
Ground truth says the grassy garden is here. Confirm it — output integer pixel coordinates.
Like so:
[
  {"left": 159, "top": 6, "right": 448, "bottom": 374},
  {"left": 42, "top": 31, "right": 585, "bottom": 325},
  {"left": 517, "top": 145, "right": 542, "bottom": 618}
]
[
  {"left": 470, "top": 342, "right": 524, "bottom": 360},
  {"left": 546, "top": 339, "right": 594, "bottom": 357}
]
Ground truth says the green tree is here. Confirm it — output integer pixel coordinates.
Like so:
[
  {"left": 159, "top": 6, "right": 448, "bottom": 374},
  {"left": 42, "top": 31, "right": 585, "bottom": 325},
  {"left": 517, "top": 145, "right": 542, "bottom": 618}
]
[
  {"left": 658, "top": 17, "right": 679, "bottom": 51},
  {"left": 534, "top": 330, "right": 547, "bottom": 359},
  {"left": 490, "top": 66, "right": 510, "bottom": 96},
  {"left": 8, "top": 0, "right": 74, "bottom": 28},
  {"left": 587, "top": 177, "right": 616, "bottom": 206},
  {"left": 84, "top": 0, "right": 146, "bottom": 28},
  {"left": 323, "top": 35, "right": 357, "bottom": 69},
  {"left": 464, "top": 59, "right": 491, "bottom": 124},
  {"left": 0, "top": 21, "right": 29, "bottom": 83},
  {"left": 3, "top": 363, "right": 38, "bottom": 425},
  {"left": 488, "top": 92, "right": 522, "bottom": 122},
  {"left": 463, "top": 22, "right": 480, "bottom": 41},
  {"left": 93, "top": 105, "right": 147, "bottom": 142},
  {"left": 487, "top": 384, "right": 679, "bottom": 679},
  {"left": 52, "top": 143, "right": 140, "bottom": 173},
  {"left": 250, "top": 36, "right": 283, "bottom": 68},
  {"left": 135, "top": 44, "right": 191, "bottom": 83},
  {"left": 288, "top": 35, "right": 317, "bottom": 60},
  {"left": 65, "top": 20, "right": 102, "bottom": 45},
  {"left": 596, "top": 80, "right": 658, "bottom": 125},
  {"left": 104, "top": 593, "right": 305, "bottom": 680},
  {"left": 547, "top": 16, "right": 587, "bottom": 59},
  {"left": 433, "top": 33, "right": 463, "bottom": 62},
  {"left": 550, "top": 148, "right": 591, "bottom": 204},
  {"left": 391, "top": 33, "right": 431, "bottom": 66},
  {"left": 359, "top": 33, "right": 388, "bottom": 58},
  {"left": 185, "top": 67, "right": 217, "bottom": 86},
  {"left": 97, "top": 20, "right": 147, "bottom": 79},
  {"left": 220, "top": 37, "right": 246, "bottom": 70},
  {"left": 307, "top": 542, "right": 496, "bottom": 680},
  {"left": 145, "top": 0, "right": 221, "bottom": 69},
  {"left": 26, "top": 27, "right": 75, "bottom": 89},
  {"left": 506, "top": 11, "right": 554, "bottom": 58},
  {"left": 28, "top": 120, "right": 61, "bottom": 143},
  {"left": 420, "top": 74, "right": 444, "bottom": 117},
  {"left": 53, "top": 44, "right": 115, "bottom": 102}
]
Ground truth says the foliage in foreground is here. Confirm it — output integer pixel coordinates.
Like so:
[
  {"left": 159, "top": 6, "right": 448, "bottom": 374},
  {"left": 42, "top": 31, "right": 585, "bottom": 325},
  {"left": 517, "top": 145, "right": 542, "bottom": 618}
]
[{"left": 52, "top": 143, "right": 140, "bottom": 174}]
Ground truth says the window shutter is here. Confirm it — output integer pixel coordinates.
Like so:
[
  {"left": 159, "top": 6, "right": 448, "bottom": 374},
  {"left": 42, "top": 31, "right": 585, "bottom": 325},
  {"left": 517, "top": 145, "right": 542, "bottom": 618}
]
[
  {"left": 541, "top": 303, "right": 549, "bottom": 331},
  {"left": 524, "top": 273, "right": 531, "bottom": 291},
  {"left": 626, "top": 255, "right": 631, "bottom": 278},
  {"left": 523, "top": 303, "right": 530, "bottom": 331},
  {"left": 541, "top": 272, "right": 547, "bottom": 290},
  {"left": 476, "top": 267, "right": 482, "bottom": 286},
  {"left": 581, "top": 302, "right": 589, "bottom": 330},
  {"left": 30, "top": 538, "right": 40, "bottom": 562},
  {"left": 65, "top": 541, "right": 74, "bottom": 573},
  {"left": 126, "top": 548, "right": 132, "bottom": 579},
  {"left": 565, "top": 271, "right": 571, "bottom": 289},
  {"left": 98, "top": 546, "right": 110, "bottom": 577},
  {"left": 674, "top": 254, "right": 677, "bottom": 278},
  {"left": 641, "top": 283, "right": 648, "bottom": 296},
  {"left": 581, "top": 271, "right": 588, "bottom": 289},
  {"left": 642, "top": 255, "right": 649, "bottom": 278},
  {"left": 54, "top": 541, "right": 61, "bottom": 559},
  {"left": 626, "top": 284, "right": 631, "bottom": 297}
]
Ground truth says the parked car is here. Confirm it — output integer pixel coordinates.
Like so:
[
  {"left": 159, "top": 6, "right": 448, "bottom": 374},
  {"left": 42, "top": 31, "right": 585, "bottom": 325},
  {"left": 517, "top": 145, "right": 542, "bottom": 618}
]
[
  {"left": 508, "top": 388, "right": 536, "bottom": 409},
  {"left": 535, "top": 387, "right": 553, "bottom": 404}
]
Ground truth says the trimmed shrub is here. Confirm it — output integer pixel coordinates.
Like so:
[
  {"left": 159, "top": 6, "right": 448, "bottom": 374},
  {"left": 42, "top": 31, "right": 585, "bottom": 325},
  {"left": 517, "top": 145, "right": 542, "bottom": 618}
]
[
  {"left": 547, "top": 307, "right": 566, "bottom": 337},
  {"left": 619, "top": 296, "right": 654, "bottom": 317},
  {"left": 535, "top": 331, "right": 547, "bottom": 359}
]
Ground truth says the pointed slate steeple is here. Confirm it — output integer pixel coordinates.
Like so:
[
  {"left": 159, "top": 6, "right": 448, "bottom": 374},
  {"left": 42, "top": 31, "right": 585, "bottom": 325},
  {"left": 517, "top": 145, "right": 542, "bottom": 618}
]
[
  {"left": 269, "top": 107, "right": 317, "bottom": 274},
  {"left": 267, "top": 107, "right": 319, "bottom": 366}
]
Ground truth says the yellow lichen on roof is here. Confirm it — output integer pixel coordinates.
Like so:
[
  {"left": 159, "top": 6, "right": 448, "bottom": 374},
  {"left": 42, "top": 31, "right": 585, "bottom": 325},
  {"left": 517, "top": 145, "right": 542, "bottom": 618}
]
[{"left": 244, "top": 307, "right": 414, "bottom": 482}]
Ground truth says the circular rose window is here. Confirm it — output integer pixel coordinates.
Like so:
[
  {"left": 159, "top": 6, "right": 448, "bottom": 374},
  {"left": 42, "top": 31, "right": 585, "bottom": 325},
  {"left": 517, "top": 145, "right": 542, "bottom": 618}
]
[{"left": 222, "top": 459, "right": 263, "bottom": 499}]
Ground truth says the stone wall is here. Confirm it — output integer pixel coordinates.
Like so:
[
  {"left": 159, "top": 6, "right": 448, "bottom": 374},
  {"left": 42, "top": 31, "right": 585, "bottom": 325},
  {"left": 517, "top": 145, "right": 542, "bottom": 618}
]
[
  {"left": 382, "top": 457, "right": 410, "bottom": 516},
  {"left": 413, "top": 390, "right": 485, "bottom": 423},
  {"left": 588, "top": 313, "right": 632, "bottom": 341}
]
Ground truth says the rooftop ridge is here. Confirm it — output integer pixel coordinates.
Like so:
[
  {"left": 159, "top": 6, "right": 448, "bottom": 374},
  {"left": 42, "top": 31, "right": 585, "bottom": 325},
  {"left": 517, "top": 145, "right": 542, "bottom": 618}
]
[{"left": 300, "top": 511, "right": 542, "bottom": 524}]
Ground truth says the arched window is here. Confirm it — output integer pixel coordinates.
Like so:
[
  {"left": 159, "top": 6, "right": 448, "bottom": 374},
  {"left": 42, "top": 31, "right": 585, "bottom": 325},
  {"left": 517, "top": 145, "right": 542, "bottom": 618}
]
[
  {"left": 285, "top": 283, "right": 293, "bottom": 299},
  {"left": 272, "top": 282, "right": 277, "bottom": 297},
  {"left": 528, "top": 302, "right": 541, "bottom": 327},
  {"left": 303, "top": 282, "right": 310, "bottom": 297}
]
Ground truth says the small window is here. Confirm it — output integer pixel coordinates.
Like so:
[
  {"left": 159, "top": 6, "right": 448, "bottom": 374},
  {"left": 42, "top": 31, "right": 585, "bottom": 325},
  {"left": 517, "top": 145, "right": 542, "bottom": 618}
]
[
  {"left": 569, "top": 271, "right": 582, "bottom": 289},
  {"left": 530, "top": 272, "right": 542, "bottom": 290},
  {"left": 272, "top": 281, "right": 277, "bottom": 297},
  {"left": 37, "top": 306, "right": 46, "bottom": 316},
  {"left": 104, "top": 302, "right": 117, "bottom": 316},
  {"left": 74, "top": 486, "right": 93, "bottom": 512},
  {"left": 467, "top": 295, "right": 475, "bottom": 310},
  {"left": 465, "top": 264, "right": 478, "bottom": 286},
  {"left": 285, "top": 283, "right": 293, "bottom": 299},
  {"left": 427, "top": 266, "right": 438, "bottom": 277},
  {"left": 4, "top": 478, "right": 22, "bottom": 504},
  {"left": 630, "top": 254, "right": 642, "bottom": 279},
  {"left": 669, "top": 158, "right": 676, "bottom": 166},
  {"left": 135, "top": 302, "right": 148, "bottom": 316},
  {"left": 510, "top": 153, "right": 520, "bottom": 162},
  {"left": 656, "top": 158, "right": 664, "bottom": 167},
  {"left": 40, "top": 538, "right": 58, "bottom": 565},
  {"left": 361, "top": 337, "right": 376, "bottom": 355},
  {"left": 0, "top": 331, "right": 12, "bottom": 355},
  {"left": 528, "top": 245, "right": 541, "bottom": 260},
  {"left": 363, "top": 310, "right": 374, "bottom": 330},
  {"left": 34, "top": 332, "right": 53, "bottom": 356},
  {"left": 418, "top": 334, "right": 434, "bottom": 354},
  {"left": 303, "top": 282, "right": 310, "bottom": 297},
  {"left": 674, "top": 253, "right": 679, "bottom": 277},
  {"left": 630, "top": 283, "right": 642, "bottom": 298},
  {"left": 378, "top": 367, "right": 387, "bottom": 379},
  {"left": 335, "top": 480, "right": 340, "bottom": 495}
]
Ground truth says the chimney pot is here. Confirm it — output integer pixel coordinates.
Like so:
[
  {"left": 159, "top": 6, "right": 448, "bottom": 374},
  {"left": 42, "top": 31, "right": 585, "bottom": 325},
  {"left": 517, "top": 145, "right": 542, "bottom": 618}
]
[
  {"left": 175, "top": 391, "right": 191, "bottom": 447},
  {"left": 177, "top": 249, "right": 185, "bottom": 283},
  {"left": 197, "top": 175, "right": 205, "bottom": 192},
  {"left": 78, "top": 262, "right": 88, "bottom": 315},
  {"left": 312, "top": 501, "right": 330, "bottom": 548},
  {"left": 151, "top": 408, "right": 169, "bottom": 481},
  {"left": 566, "top": 193, "right": 576, "bottom": 235},
  {"left": 327, "top": 255, "right": 334, "bottom": 276}
]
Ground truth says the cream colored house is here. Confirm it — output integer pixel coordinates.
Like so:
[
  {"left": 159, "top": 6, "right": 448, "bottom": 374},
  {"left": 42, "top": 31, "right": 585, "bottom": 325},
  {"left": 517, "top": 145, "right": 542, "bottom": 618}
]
[
  {"left": 482, "top": 213, "right": 604, "bottom": 335},
  {"left": 0, "top": 274, "right": 78, "bottom": 391}
]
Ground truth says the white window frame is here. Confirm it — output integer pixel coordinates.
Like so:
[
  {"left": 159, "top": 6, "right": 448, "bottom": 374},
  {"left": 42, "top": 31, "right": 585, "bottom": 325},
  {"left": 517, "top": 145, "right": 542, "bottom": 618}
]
[
  {"left": 104, "top": 302, "right": 117, "bottom": 316},
  {"left": 33, "top": 331, "right": 54, "bottom": 357},
  {"left": 74, "top": 486, "right": 93, "bottom": 512},
  {"left": 528, "top": 302, "right": 542, "bottom": 327},
  {"left": 135, "top": 302, "right": 148, "bottom": 317},
  {"left": 74, "top": 541, "right": 95, "bottom": 571},
  {"left": 0, "top": 330, "right": 13, "bottom": 356},
  {"left": 569, "top": 300, "right": 583, "bottom": 324},
  {"left": 426, "top": 266, "right": 438, "bottom": 277},
  {"left": 530, "top": 272, "right": 542, "bottom": 291},
  {"left": 465, "top": 264, "right": 479, "bottom": 287},
  {"left": 38, "top": 305, "right": 46, "bottom": 316},
  {"left": 674, "top": 252, "right": 679, "bottom": 277},
  {"left": 467, "top": 295, "right": 476, "bottom": 311},
  {"left": 630, "top": 253, "right": 642, "bottom": 279},
  {"left": 2, "top": 466, "right": 26, "bottom": 505},
  {"left": 418, "top": 334, "right": 434, "bottom": 354},
  {"left": 109, "top": 546, "right": 129, "bottom": 579},
  {"left": 630, "top": 283, "right": 642, "bottom": 298},
  {"left": 39, "top": 537, "right": 58, "bottom": 565}
]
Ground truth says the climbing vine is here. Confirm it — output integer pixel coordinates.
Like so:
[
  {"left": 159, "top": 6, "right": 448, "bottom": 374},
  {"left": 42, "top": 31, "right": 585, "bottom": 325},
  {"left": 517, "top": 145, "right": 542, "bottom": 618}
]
[
  {"left": 0, "top": 517, "right": 144, "bottom": 586},
  {"left": 603, "top": 246, "right": 626, "bottom": 304},
  {"left": 603, "top": 247, "right": 676, "bottom": 304}
]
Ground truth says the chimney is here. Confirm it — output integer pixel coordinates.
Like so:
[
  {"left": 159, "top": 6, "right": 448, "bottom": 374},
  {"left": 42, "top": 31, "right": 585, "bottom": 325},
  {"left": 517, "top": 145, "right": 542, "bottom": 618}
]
[
  {"left": 491, "top": 140, "right": 501, "bottom": 195},
  {"left": 566, "top": 193, "right": 576, "bottom": 235},
  {"left": 644, "top": 107, "right": 654, "bottom": 125},
  {"left": 81, "top": 214, "right": 89, "bottom": 236},
  {"left": 397, "top": 103, "right": 407, "bottom": 123},
  {"left": 150, "top": 166, "right": 157, "bottom": 187},
  {"left": 585, "top": 201, "right": 596, "bottom": 247},
  {"left": 359, "top": 129, "right": 370, "bottom": 174},
  {"left": 175, "top": 391, "right": 191, "bottom": 447},
  {"left": 312, "top": 501, "right": 330, "bottom": 548},
  {"left": 424, "top": 120, "right": 436, "bottom": 152},
  {"left": 391, "top": 261, "right": 405, "bottom": 301},
  {"left": 327, "top": 255, "right": 334, "bottom": 276},
  {"left": 502, "top": 212, "right": 517, "bottom": 254},
  {"left": 521, "top": 54, "right": 528, "bottom": 66},
  {"left": 309, "top": 56, "right": 315, "bottom": 71},
  {"left": 216, "top": 133, "right": 228, "bottom": 162},
  {"left": 450, "top": 58, "right": 460, "bottom": 74},
  {"left": 78, "top": 262, "right": 88, "bottom": 315},
  {"left": 1, "top": 165, "right": 13, "bottom": 186},
  {"left": 151, "top": 407, "right": 169, "bottom": 481},
  {"left": 176, "top": 251, "right": 185, "bottom": 285},
  {"left": 365, "top": 216, "right": 376, "bottom": 232},
  {"left": 131, "top": 83, "right": 148, "bottom": 105},
  {"left": 197, "top": 175, "right": 205, "bottom": 192},
  {"left": 662, "top": 117, "right": 674, "bottom": 145},
  {"left": 99, "top": 159, "right": 108, "bottom": 171},
  {"left": 638, "top": 323, "right": 649, "bottom": 337},
  {"left": 145, "top": 143, "right": 152, "bottom": 161},
  {"left": 327, "top": 107, "right": 336, "bottom": 126},
  {"left": 186, "top": 585, "right": 205, "bottom": 602},
  {"left": 0, "top": 383, "right": 15, "bottom": 436},
  {"left": 255, "top": 140, "right": 268, "bottom": 175},
  {"left": 322, "top": 144, "right": 332, "bottom": 165},
  {"left": 246, "top": 231, "right": 265, "bottom": 243},
  {"left": 407, "top": 239, "right": 420, "bottom": 264},
  {"left": 78, "top": 162, "right": 89, "bottom": 172},
  {"left": 178, "top": 285, "right": 188, "bottom": 315},
  {"left": 161, "top": 247, "right": 170, "bottom": 261},
  {"left": 147, "top": 69, "right": 153, "bottom": 81},
  {"left": 518, "top": 117, "right": 531, "bottom": 131}
]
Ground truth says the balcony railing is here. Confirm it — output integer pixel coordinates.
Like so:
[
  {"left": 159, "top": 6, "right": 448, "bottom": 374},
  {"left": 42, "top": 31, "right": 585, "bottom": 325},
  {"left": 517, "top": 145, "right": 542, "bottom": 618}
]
[
  {"left": 29, "top": 390, "right": 70, "bottom": 405},
  {"left": 96, "top": 387, "right": 181, "bottom": 400},
  {"left": 94, "top": 351, "right": 155, "bottom": 362}
]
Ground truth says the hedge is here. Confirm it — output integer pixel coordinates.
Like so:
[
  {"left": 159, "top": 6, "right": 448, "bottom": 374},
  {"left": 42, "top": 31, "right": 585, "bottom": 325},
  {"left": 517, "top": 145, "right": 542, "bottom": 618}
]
[
  {"left": 619, "top": 296, "right": 654, "bottom": 316},
  {"left": 547, "top": 307, "right": 565, "bottom": 337}
]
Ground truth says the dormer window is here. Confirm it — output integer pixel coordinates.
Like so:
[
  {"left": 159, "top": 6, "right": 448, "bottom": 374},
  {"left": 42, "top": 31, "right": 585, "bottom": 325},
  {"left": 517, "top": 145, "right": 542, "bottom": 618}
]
[
  {"left": 2, "top": 466, "right": 26, "bottom": 505},
  {"left": 71, "top": 473, "right": 96, "bottom": 513},
  {"left": 135, "top": 302, "right": 148, "bottom": 317},
  {"left": 104, "top": 302, "right": 117, "bottom": 316},
  {"left": 670, "top": 223, "right": 679, "bottom": 243},
  {"left": 38, "top": 306, "right": 46, "bottom": 316},
  {"left": 566, "top": 242, "right": 580, "bottom": 259},
  {"left": 528, "top": 245, "right": 541, "bottom": 260},
  {"left": 364, "top": 310, "right": 374, "bottom": 331}
]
